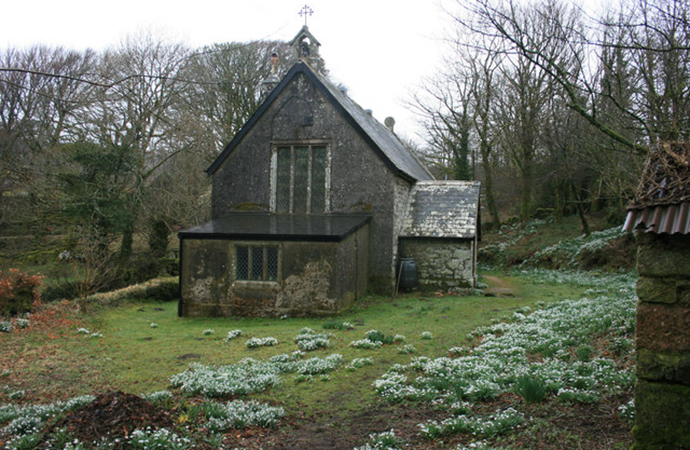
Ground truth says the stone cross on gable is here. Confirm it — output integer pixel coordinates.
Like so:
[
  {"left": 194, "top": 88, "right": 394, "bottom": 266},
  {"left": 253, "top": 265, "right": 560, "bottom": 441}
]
[{"left": 299, "top": 5, "right": 314, "bottom": 26}]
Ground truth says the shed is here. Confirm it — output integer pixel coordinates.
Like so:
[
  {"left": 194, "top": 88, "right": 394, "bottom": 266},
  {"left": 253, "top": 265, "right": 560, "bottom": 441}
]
[{"left": 399, "top": 181, "right": 481, "bottom": 291}]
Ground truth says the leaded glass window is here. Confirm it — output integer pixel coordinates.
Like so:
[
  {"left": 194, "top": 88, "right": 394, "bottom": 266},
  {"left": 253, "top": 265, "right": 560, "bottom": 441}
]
[
  {"left": 235, "top": 246, "right": 249, "bottom": 280},
  {"left": 274, "top": 144, "right": 328, "bottom": 214},
  {"left": 311, "top": 146, "right": 327, "bottom": 213},
  {"left": 276, "top": 149, "right": 291, "bottom": 213},
  {"left": 236, "top": 245, "right": 279, "bottom": 281}
]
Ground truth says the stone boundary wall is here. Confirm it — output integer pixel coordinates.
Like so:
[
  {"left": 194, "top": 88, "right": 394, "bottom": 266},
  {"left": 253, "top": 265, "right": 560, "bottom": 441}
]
[{"left": 632, "top": 232, "right": 690, "bottom": 450}]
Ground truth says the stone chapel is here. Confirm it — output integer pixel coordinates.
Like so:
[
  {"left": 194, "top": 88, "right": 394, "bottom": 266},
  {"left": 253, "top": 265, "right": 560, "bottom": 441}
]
[{"left": 178, "top": 26, "right": 480, "bottom": 317}]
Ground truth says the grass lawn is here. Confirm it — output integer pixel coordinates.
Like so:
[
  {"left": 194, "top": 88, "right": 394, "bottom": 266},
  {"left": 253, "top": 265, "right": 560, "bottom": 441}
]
[{"left": 0, "top": 270, "right": 634, "bottom": 449}]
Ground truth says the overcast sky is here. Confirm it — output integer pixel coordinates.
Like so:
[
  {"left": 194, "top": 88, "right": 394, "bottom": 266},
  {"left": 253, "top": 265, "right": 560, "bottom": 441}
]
[{"left": 2, "top": 1, "right": 457, "bottom": 144}]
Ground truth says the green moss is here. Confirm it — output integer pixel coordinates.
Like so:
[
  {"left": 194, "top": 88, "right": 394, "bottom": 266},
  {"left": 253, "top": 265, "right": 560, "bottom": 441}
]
[
  {"left": 636, "top": 277, "right": 679, "bottom": 304},
  {"left": 232, "top": 202, "right": 267, "bottom": 211},
  {"left": 636, "top": 276, "right": 690, "bottom": 306},
  {"left": 632, "top": 380, "right": 690, "bottom": 449},
  {"left": 636, "top": 233, "right": 690, "bottom": 278},
  {"left": 636, "top": 348, "right": 690, "bottom": 384}
]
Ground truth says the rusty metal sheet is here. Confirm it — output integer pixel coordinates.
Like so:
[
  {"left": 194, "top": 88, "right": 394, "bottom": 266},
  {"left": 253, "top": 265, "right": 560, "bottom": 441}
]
[{"left": 623, "top": 203, "right": 690, "bottom": 234}]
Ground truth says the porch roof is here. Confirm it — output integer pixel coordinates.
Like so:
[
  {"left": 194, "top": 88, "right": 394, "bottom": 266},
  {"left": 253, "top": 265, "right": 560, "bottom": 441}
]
[{"left": 179, "top": 213, "right": 371, "bottom": 242}]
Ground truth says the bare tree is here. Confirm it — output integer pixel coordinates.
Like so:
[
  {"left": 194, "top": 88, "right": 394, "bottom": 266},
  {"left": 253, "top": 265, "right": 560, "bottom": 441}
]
[
  {"left": 434, "top": 0, "right": 690, "bottom": 225},
  {"left": 181, "top": 40, "right": 291, "bottom": 151},
  {"left": 0, "top": 46, "right": 97, "bottom": 228},
  {"left": 73, "top": 32, "right": 193, "bottom": 270},
  {"left": 623, "top": 0, "right": 690, "bottom": 142},
  {"left": 469, "top": 40, "right": 504, "bottom": 227},
  {"left": 454, "top": 0, "right": 650, "bottom": 154},
  {"left": 411, "top": 62, "right": 475, "bottom": 180}
]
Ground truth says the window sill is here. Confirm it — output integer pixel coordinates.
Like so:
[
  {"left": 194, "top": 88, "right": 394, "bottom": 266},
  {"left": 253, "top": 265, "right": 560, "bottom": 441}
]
[{"left": 233, "top": 280, "right": 279, "bottom": 288}]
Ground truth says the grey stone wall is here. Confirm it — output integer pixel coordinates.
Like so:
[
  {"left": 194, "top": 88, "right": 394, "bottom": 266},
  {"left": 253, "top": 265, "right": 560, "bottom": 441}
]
[
  {"left": 179, "top": 225, "right": 368, "bottom": 318},
  {"left": 399, "top": 238, "right": 476, "bottom": 290},
  {"left": 179, "top": 238, "right": 235, "bottom": 316},
  {"left": 391, "top": 177, "right": 414, "bottom": 292},
  {"left": 632, "top": 232, "right": 690, "bottom": 450},
  {"left": 211, "top": 72, "right": 408, "bottom": 294}
]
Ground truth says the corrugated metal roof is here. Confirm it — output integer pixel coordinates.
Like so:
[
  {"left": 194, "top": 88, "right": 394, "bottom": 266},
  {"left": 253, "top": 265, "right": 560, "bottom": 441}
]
[
  {"left": 622, "top": 202, "right": 690, "bottom": 234},
  {"left": 400, "top": 181, "right": 480, "bottom": 239}
]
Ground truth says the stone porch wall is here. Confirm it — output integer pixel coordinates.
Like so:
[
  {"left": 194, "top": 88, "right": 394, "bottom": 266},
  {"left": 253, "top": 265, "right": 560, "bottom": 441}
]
[
  {"left": 179, "top": 227, "right": 368, "bottom": 318},
  {"left": 632, "top": 232, "right": 690, "bottom": 449}
]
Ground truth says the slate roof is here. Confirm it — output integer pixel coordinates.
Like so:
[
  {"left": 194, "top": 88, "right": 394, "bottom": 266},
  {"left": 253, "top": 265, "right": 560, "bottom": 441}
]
[
  {"left": 400, "top": 181, "right": 480, "bottom": 239},
  {"left": 206, "top": 61, "right": 433, "bottom": 182},
  {"left": 311, "top": 68, "right": 433, "bottom": 182},
  {"left": 179, "top": 213, "right": 371, "bottom": 242}
]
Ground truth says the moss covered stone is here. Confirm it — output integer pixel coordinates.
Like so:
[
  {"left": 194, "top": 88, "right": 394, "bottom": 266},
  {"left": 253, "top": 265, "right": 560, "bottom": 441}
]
[
  {"left": 632, "top": 380, "right": 690, "bottom": 450},
  {"left": 636, "top": 302, "right": 690, "bottom": 353},
  {"left": 636, "top": 276, "right": 690, "bottom": 305},
  {"left": 637, "top": 348, "right": 690, "bottom": 386},
  {"left": 636, "top": 233, "right": 690, "bottom": 278}
]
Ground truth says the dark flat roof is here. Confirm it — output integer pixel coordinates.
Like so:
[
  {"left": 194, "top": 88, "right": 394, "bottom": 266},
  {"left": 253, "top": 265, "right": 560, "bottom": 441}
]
[{"left": 179, "top": 213, "right": 371, "bottom": 242}]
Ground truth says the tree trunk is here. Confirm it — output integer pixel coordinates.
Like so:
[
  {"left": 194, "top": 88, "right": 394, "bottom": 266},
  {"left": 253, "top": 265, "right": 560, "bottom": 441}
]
[
  {"left": 481, "top": 158, "right": 501, "bottom": 227},
  {"left": 571, "top": 181, "right": 590, "bottom": 236},
  {"left": 118, "top": 225, "right": 134, "bottom": 276},
  {"left": 519, "top": 165, "right": 533, "bottom": 222}
]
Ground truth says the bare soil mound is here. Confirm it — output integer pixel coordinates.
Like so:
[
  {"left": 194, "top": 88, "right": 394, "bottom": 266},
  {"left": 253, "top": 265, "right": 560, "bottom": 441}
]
[{"left": 45, "top": 391, "right": 173, "bottom": 448}]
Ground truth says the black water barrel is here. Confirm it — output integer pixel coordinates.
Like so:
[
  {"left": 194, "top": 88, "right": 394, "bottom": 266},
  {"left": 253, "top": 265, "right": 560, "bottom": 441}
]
[{"left": 399, "top": 258, "right": 417, "bottom": 292}]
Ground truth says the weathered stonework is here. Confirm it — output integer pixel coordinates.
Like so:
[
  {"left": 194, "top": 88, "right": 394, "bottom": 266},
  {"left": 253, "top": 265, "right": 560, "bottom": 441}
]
[
  {"left": 398, "top": 181, "right": 480, "bottom": 291},
  {"left": 181, "top": 31, "right": 479, "bottom": 318},
  {"left": 399, "top": 238, "right": 475, "bottom": 290},
  {"left": 392, "top": 176, "right": 414, "bottom": 290},
  {"left": 636, "top": 232, "right": 690, "bottom": 277},
  {"left": 637, "top": 348, "right": 690, "bottom": 386},
  {"left": 276, "top": 260, "right": 335, "bottom": 312},
  {"left": 632, "top": 231, "right": 690, "bottom": 450},
  {"left": 179, "top": 225, "right": 368, "bottom": 318},
  {"left": 636, "top": 302, "right": 690, "bottom": 353},
  {"left": 632, "top": 380, "right": 690, "bottom": 450},
  {"left": 210, "top": 70, "right": 416, "bottom": 294},
  {"left": 636, "top": 276, "right": 690, "bottom": 305}
]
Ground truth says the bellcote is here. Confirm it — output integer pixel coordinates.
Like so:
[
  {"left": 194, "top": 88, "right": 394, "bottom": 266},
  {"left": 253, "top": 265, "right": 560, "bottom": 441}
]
[{"left": 289, "top": 26, "right": 325, "bottom": 73}]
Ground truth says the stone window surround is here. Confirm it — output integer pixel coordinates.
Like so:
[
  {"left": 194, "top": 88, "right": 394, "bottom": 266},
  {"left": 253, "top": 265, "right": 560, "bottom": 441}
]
[{"left": 269, "top": 139, "right": 332, "bottom": 214}]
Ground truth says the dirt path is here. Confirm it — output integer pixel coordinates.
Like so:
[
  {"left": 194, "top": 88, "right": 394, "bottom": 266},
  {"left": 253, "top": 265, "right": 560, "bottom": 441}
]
[{"left": 482, "top": 275, "right": 518, "bottom": 297}]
